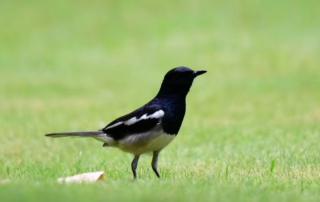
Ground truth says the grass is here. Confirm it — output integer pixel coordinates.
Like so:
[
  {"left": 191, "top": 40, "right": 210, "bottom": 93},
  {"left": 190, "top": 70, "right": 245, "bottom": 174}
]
[{"left": 0, "top": 0, "right": 320, "bottom": 201}]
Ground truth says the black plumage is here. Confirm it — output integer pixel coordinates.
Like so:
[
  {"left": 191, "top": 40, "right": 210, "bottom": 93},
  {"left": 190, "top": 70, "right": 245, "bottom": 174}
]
[{"left": 46, "top": 66, "right": 206, "bottom": 179}]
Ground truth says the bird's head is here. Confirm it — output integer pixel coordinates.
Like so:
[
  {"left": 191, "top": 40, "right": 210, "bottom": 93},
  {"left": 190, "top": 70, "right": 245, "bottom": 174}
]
[{"left": 156, "top": 66, "right": 207, "bottom": 98}]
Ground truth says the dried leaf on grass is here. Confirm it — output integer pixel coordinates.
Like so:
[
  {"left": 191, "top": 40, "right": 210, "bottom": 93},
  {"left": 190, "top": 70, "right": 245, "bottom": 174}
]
[{"left": 57, "top": 171, "right": 105, "bottom": 184}]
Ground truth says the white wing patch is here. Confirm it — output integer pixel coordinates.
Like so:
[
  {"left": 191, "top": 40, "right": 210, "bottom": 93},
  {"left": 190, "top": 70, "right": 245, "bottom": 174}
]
[
  {"left": 125, "top": 110, "right": 164, "bottom": 126},
  {"left": 106, "top": 121, "right": 123, "bottom": 129},
  {"left": 106, "top": 110, "right": 165, "bottom": 130},
  {"left": 149, "top": 110, "right": 165, "bottom": 119}
]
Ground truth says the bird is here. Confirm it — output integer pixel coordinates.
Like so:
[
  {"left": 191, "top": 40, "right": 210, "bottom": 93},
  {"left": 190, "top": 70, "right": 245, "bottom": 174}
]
[{"left": 46, "top": 66, "right": 207, "bottom": 179}]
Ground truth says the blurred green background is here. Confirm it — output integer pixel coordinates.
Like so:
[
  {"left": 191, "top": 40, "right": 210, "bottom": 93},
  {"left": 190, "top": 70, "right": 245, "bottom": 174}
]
[{"left": 0, "top": 0, "right": 319, "bottom": 201}]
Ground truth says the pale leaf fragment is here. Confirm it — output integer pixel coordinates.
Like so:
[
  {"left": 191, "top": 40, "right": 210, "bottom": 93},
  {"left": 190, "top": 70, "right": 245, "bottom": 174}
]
[
  {"left": 0, "top": 179, "right": 10, "bottom": 185},
  {"left": 58, "top": 171, "right": 105, "bottom": 184}
]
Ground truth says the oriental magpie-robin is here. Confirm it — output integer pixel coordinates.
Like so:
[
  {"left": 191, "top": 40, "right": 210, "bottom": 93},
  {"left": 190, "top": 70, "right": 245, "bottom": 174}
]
[{"left": 46, "top": 66, "right": 207, "bottom": 179}]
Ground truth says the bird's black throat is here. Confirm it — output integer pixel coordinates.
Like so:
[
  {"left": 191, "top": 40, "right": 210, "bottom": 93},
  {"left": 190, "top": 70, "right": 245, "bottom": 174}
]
[{"left": 151, "top": 96, "right": 186, "bottom": 135}]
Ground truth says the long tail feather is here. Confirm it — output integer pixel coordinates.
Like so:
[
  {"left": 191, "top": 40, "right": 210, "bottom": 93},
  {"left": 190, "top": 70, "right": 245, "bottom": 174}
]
[{"left": 45, "top": 131, "right": 104, "bottom": 138}]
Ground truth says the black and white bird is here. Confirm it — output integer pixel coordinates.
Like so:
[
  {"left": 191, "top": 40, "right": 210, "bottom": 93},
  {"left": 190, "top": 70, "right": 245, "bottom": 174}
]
[{"left": 46, "top": 67, "right": 206, "bottom": 179}]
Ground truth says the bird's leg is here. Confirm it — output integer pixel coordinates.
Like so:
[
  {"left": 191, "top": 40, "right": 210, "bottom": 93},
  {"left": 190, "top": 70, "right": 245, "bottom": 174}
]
[
  {"left": 151, "top": 151, "right": 160, "bottom": 178},
  {"left": 131, "top": 155, "right": 140, "bottom": 179}
]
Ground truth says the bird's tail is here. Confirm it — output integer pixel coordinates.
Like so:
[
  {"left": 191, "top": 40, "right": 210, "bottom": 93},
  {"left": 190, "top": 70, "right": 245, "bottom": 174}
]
[{"left": 45, "top": 131, "right": 104, "bottom": 138}]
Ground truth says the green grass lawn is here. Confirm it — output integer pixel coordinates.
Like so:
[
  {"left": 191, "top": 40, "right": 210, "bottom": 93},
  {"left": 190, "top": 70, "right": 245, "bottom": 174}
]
[{"left": 0, "top": 0, "right": 320, "bottom": 201}]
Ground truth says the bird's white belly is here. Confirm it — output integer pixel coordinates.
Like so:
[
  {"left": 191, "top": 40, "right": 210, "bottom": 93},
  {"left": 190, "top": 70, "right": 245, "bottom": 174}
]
[{"left": 117, "top": 130, "right": 175, "bottom": 155}]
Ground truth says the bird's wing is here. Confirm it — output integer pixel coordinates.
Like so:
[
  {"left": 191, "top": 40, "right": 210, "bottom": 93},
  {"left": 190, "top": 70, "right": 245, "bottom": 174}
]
[{"left": 102, "top": 105, "right": 165, "bottom": 140}]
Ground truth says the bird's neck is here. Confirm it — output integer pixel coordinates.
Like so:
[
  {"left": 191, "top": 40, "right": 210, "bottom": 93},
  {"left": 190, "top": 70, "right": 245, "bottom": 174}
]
[
  {"left": 156, "top": 79, "right": 194, "bottom": 98},
  {"left": 154, "top": 92, "right": 188, "bottom": 107},
  {"left": 152, "top": 95, "right": 186, "bottom": 135},
  {"left": 156, "top": 87, "right": 191, "bottom": 99}
]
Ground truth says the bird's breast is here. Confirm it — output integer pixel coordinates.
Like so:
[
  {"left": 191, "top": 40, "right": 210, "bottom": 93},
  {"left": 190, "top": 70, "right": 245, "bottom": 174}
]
[{"left": 117, "top": 128, "right": 175, "bottom": 155}]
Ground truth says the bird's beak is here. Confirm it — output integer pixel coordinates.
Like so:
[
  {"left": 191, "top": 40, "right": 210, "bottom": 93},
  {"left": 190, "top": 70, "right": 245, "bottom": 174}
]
[{"left": 193, "top": 70, "right": 207, "bottom": 77}]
